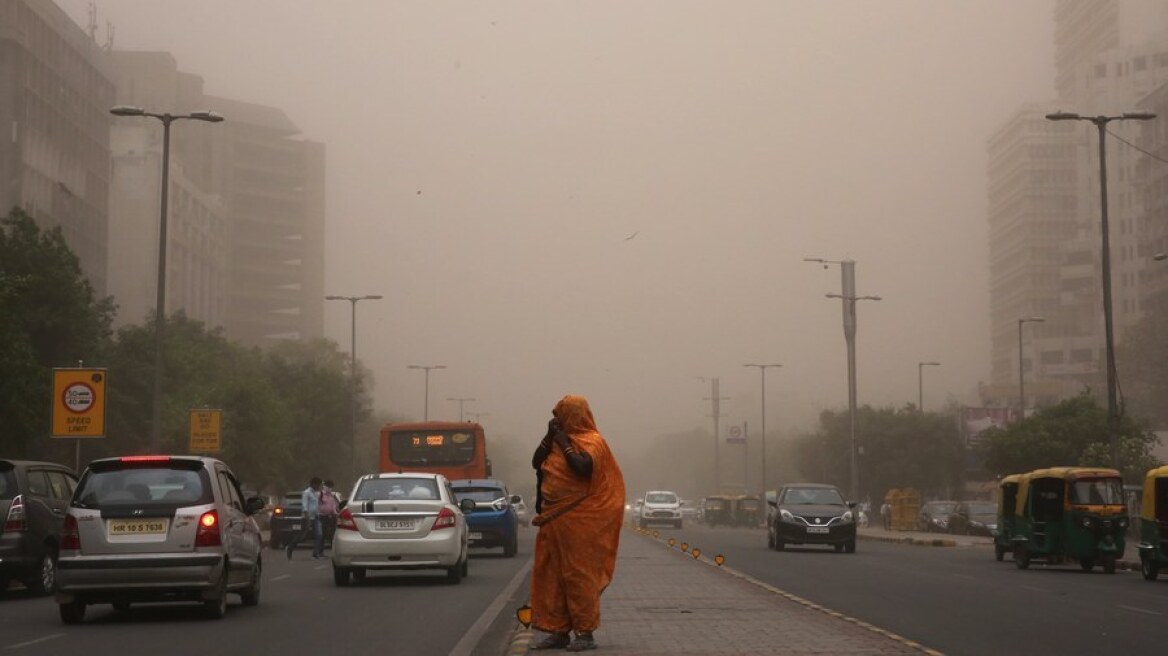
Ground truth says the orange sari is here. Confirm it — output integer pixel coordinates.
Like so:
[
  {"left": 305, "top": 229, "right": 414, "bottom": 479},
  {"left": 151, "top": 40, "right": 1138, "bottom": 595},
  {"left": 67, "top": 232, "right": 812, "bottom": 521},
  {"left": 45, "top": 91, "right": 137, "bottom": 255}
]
[{"left": 530, "top": 395, "right": 625, "bottom": 634}]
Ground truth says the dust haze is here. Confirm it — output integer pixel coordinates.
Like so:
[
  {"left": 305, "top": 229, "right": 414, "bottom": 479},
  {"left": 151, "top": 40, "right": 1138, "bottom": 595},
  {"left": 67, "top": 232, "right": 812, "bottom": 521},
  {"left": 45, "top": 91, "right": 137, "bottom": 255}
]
[{"left": 61, "top": 2, "right": 1056, "bottom": 473}]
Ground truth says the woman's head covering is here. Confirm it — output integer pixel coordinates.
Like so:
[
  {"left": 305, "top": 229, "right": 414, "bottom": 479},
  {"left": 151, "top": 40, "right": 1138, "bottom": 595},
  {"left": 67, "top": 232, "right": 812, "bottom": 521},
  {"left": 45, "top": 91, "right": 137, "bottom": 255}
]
[{"left": 552, "top": 395, "right": 598, "bottom": 435}]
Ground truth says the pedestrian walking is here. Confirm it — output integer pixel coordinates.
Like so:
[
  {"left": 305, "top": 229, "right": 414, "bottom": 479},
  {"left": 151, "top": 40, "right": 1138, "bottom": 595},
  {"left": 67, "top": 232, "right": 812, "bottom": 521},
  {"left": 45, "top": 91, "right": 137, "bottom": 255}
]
[
  {"left": 881, "top": 501, "right": 892, "bottom": 531},
  {"left": 286, "top": 476, "right": 323, "bottom": 560},
  {"left": 319, "top": 479, "right": 340, "bottom": 548},
  {"left": 529, "top": 395, "right": 625, "bottom": 652}
]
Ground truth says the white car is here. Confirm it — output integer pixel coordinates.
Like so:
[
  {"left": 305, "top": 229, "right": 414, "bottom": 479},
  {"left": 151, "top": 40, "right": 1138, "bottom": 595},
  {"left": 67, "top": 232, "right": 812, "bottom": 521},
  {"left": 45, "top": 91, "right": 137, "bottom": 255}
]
[
  {"left": 331, "top": 473, "right": 474, "bottom": 586},
  {"left": 638, "top": 490, "right": 683, "bottom": 529}
]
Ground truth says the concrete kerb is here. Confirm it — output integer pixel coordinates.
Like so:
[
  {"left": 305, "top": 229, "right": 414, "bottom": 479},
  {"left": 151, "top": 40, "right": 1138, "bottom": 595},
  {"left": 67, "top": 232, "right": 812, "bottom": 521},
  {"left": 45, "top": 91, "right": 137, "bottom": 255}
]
[{"left": 859, "top": 532, "right": 958, "bottom": 547}]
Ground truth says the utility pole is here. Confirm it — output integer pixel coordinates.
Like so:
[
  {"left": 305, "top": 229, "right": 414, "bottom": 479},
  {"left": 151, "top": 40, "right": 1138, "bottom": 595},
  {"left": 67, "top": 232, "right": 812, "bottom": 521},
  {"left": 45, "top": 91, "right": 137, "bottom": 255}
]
[{"left": 703, "top": 378, "right": 729, "bottom": 492}]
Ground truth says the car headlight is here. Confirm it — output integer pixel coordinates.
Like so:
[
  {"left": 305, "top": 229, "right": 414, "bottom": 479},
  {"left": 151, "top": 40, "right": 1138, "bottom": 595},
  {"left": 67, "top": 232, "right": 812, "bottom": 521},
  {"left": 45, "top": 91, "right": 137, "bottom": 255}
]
[
  {"left": 1118, "top": 517, "right": 1129, "bottom": 529},
  {"left": 971, "top": 521, "right": 984, "bottom": 528},
  {"left": 780, "top": 509, "right": 794, "bottom": 522},
  {"left": 841, "top": 511, "right": 854, "bottom": 524},
  {"left": 491, "top": 497, "right": 508, "bottom": 512}
]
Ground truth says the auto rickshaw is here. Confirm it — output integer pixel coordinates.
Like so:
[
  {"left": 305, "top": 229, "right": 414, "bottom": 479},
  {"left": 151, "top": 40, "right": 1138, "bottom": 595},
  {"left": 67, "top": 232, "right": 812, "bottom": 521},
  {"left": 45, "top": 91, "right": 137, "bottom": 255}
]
[
  {"left": 702, "top": 495, "right": 733, "bottom": 527},
  {"left": 733, "top": 495, "right": 763, "bottom": 527},
  {"left": 1012, "top": 467, "right": 1129, "bottom": 573},
  {"left": 1136, "top": 465, "right": 1168, "bottom": 581},
  {"left": 993, "top": 474, "right": 1021, "bottom": 561}
]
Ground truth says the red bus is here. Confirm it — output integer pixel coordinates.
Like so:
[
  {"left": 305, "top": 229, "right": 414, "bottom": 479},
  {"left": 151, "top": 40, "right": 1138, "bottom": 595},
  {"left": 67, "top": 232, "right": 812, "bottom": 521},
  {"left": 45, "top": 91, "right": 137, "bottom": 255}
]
[{"left": 379, "top": 421, "right": 491, "bottom": 479}]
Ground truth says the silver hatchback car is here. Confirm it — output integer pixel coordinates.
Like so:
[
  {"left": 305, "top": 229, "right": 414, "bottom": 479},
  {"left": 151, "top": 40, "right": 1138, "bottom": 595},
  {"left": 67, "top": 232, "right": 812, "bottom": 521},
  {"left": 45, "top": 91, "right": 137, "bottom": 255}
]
[
  {"left": 332, "top": 473, "right": 474, "bottom": 586},
  {"left": 55, "top": 455, "right": 266, "bottom": 623}
]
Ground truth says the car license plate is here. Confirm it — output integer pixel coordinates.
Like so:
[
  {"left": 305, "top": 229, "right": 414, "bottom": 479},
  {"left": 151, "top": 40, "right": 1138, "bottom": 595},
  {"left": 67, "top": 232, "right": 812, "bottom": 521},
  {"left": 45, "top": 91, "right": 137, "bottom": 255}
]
[
  {"left": 108, "top": 518, "right": 168, "bottom": 535},
  {"left": 469, "top": 532, "right": 483, "bottom": 540},
  {"left": 290, "top": 524, "right": 302, "bottom": 531},
  {"left": 375, "top": 519, "right": 415, "bottom": 530},
  {"left": 806, "top": 526, "right": 829, "bottom": 534}
]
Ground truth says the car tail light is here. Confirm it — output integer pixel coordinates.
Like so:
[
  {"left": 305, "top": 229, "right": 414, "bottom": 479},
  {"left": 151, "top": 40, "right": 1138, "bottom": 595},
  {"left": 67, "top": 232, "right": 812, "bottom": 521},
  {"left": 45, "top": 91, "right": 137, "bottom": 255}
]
[
  {"left": 273, "top": 506, "right": 284, "bottom": 516},
  {"left": 119, "top": 455, "right": 172, "bottom": 463},
  {"left": 4, "top": 495, "right": 27, "bottom": 532},
  {"left": 195, "top": 509, "right": 221, "bottom": 547},
  {"left": 337, "top": 508, "right": 357, "bottom": 531},
  {"left": 61, "top": 514, "right": 80, "bottom": 550},
  {"left": 433, "top": 507, "right": 457, "bottom": 530}
]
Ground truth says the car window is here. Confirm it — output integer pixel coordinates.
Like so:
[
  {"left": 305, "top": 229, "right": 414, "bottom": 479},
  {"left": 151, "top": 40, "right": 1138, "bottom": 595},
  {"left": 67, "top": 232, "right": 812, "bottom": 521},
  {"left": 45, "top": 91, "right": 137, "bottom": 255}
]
[
  {"left": 74, "top": 464, "right": 212, "bottom": 508},
  {"left": 217, "top": 470, "right": 243, "bottom": 510},
  {"left": 452, "top": 486, "right": 506, "bottom": 502},
  {"left": 353, "top": 477, "right": 439, "bottom": 501},
  {"left": 646, "top": 493, "right": 677, "bottom": 504},
  {"left": 781, "top": 487, "right": 845, "bottom": 505},
  {"left": 25, "top": 469, "right": 50, "bottom": 497},
  {"left": 0, "top": 467, "right": 15, "bottom": 500},
  {"left": 46, "top": 470, "right": 75, "bottom": 500}
]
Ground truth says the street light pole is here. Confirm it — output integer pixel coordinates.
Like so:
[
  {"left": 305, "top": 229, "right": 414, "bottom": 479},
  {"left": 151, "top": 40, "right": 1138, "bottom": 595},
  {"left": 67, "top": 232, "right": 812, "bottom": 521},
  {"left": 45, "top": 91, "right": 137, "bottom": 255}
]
[
  {"left": 1046, "top": 110, "right": 1155, "bottom": 469},
  {"left": 408, "top": 365, "right": 446, "bottom": 421},
  {"left": 1017, "top": 317, "right": 1045, "bottom": 414},
  {"left": 447, "top": 397, "right": 476, "bottom": 422},
  {"left": 325, "top": 294, "right": 382, "bottom": 471},
  {"left": 807, "top": 258, "right": 881, "bottom": 502},
  {"left": 110, "top": 105, "right": 223, "bottom": 453},
  {"left": 744, "top": 363, "right": 781, "bottom": 495},
  {"left": 917, "top": 362, "right": 940, "bottom": 412}
]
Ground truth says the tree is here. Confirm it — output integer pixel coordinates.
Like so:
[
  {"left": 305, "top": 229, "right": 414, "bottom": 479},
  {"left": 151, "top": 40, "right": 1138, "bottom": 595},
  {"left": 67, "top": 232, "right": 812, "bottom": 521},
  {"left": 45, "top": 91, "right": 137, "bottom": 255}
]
[
  {"left": 0, "top": 208, "right": 115, "bottom": 459},
  {"left": 974, "top": 393, "right": 1158, "bottom": 482},
  {"left": 1118, "top": 303, "right": 1168, "bottom": 429}
]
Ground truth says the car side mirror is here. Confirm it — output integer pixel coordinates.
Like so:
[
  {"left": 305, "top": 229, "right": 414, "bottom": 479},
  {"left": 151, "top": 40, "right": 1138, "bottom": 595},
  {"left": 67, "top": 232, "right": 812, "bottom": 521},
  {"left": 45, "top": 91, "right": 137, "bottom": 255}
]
[
  {"left": 847, "top": 501, "right": 857, "bottom": 509},
  {"left": 510, "top": 494, "right": 522, "bottom": 504},
  {"left": 244, "top": 496, "right": 266, "bottom": 516},
  {"left": 459, "top": 498, "right": 476, "bottom": 513},
  {"left": 767, "top": 500, "right": 777, "bottom": 507}
]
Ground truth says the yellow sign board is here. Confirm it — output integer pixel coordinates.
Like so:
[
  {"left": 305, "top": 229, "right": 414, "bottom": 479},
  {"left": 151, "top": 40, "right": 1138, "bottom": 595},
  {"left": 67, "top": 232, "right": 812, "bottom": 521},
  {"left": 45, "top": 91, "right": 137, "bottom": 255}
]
[
  {"left": 51, "top": 369, "right": 107, "bottom": 438},
  {"left": 189, "top": 409, "right": 222, "bottom": 453}
]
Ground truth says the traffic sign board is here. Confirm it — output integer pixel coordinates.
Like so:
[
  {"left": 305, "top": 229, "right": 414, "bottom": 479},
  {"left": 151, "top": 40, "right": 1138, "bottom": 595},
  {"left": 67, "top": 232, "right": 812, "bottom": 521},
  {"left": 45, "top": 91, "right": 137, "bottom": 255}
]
[
  {"left": 189, "top": 409, "right": 222, "bottom": 453},
  {"left": 726, "top": 424, "right": 745, "bottom": 444},
  {"left": 52, "top": 369, "right": 107, "bottom": 438}
]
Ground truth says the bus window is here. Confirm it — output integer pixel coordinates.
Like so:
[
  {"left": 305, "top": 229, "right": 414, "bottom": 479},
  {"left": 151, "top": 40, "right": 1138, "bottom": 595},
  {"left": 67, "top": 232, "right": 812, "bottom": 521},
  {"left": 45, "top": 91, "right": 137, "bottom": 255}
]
[{"left": 380, "top": 421, "right": 488, "bottom": 480}]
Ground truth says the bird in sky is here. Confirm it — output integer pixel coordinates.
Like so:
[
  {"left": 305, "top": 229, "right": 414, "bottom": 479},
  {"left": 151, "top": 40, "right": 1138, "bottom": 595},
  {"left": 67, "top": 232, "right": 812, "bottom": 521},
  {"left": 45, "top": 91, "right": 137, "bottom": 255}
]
[{"left": 624, "top": 231, "right": 639, "bottom": 241}]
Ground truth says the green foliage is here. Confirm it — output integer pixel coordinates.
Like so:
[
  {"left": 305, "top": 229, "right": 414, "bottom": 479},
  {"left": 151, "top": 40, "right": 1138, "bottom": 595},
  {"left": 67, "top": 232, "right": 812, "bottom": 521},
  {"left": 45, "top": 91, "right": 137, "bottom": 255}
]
[
  {"left": 791, "top": 404, "right": 965, "bottom": 503},
  {"left": 975, "top": 393, "right": 1159, "bottom": 482},
  {"left": 0, "top": 208, "right": 115, "bottom": 458}
]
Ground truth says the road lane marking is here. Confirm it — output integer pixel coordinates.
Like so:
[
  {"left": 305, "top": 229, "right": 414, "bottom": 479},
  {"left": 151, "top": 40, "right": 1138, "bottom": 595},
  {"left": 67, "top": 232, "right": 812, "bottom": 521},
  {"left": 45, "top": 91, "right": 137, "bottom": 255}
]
[
  {"left": 272, "top": 574, "right": 291, "bottom": 581},
  {"left": 6, "top": 634, "right": 64, "bottom": 650},
  {"left": 1119, "top": 605, "right": 1161, "bottom": 616},
  {"left": 448, "top": 556, "right": 533, "bottom": 656}
]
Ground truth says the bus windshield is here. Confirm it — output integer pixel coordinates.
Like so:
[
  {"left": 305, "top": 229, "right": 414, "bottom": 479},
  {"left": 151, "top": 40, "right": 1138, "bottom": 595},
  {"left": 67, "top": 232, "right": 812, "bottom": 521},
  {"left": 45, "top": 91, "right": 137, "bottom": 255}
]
[{"left": 388, "top": 430, "right": 476, "bottom": 466}]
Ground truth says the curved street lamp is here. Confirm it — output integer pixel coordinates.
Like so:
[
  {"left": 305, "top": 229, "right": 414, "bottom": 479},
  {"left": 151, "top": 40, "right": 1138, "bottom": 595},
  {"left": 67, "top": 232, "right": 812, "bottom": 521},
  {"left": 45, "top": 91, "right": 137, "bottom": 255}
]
[
  {"left": 408, "top": 365, "right": 447, "bottom": 421},
  {"left": 325, "top": 294, "right": 382, "bottom": 470},
  {"left": 110, "top": 105, "right": 224, "bottom": 453},
  {"left": 744, "top": 363, "right": 781, "bottom": 495}
]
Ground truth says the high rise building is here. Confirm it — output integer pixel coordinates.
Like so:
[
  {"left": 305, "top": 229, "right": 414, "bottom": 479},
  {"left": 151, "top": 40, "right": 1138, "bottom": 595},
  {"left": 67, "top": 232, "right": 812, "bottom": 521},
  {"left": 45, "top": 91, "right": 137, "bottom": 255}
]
[{"left": 0, "top": 0, "right": 114, "bottom": 295}]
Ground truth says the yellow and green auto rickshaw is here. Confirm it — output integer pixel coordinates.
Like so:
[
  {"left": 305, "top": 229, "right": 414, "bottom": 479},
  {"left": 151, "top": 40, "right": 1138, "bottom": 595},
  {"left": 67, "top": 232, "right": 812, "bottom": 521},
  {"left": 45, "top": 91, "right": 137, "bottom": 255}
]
[
  {"left": 702, "top": 496, "right": 733, "bottom": 527},
  {"left": 993, "top": 474, "right": 1021, "bottom": 562},
  {"left": 1136, "top": 465, "right": 1168, "bottom": 581},
  {"left": 1012, "top": 467, "right": 1129, "bottom": 573},
  {"left": 733, "top": 495, "right": 764, "bottom": 527}
]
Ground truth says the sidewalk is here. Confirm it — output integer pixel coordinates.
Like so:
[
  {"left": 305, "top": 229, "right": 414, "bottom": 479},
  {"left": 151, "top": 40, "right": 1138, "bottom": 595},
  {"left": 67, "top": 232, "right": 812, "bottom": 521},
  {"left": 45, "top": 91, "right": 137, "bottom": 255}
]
[
  {"left": 504, "top": 528, "right": 938, "bottom": 655},
  {"left": 858, "top": 525, "right": 992, "bottom": 548}
]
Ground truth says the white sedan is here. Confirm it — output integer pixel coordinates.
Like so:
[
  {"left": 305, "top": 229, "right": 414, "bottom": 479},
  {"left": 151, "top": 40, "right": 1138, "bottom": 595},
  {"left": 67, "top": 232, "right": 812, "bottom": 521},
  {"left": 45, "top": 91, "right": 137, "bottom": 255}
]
[{"left": 332, "top": 473, "right": 474, "bottom": 586}]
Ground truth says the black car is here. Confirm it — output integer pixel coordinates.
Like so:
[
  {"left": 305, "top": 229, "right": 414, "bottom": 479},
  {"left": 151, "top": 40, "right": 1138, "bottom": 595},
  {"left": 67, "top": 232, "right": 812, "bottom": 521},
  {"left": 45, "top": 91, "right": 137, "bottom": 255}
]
[
  {"left": 918, "top": 500, "right": 957, "bottom": 533},
  {"left": 766, "top": 483, "right": 857, "bottom": 553},
  {"left": 267, "top": 491, "right": 305, "bottom": 550},
  {"left": 1, "top": 459, "right": 78, "bottom": 594},
  {"left": 947, "top": 500, "right": 997, "bottom": 536}
]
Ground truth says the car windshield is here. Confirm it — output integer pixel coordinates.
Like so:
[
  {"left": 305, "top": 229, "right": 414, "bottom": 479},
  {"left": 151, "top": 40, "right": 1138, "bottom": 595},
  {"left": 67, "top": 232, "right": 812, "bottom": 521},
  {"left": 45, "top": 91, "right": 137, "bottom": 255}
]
[
  {"left": 73, "top": 463, "right": 211, "bottom": 508},
  {"left": 353, "top": 477, "right": 440, "bottom": 501},
  {"left": 281, "top": 494, "right": 303, "bottom": 509},
  {"left": 1069, "top": 478, "right": 1125, "bottom": 505},
  {"left": 646, "top": 493, "right": 677, "bottom": 504},
  {"left": 453, "top": 486, "right": 506, "bottom": 503},
  {"left": 782, "top": 487, "right": 845, "bottom": 505},
  {"left": 925, "top": 502, "right": 956, "bottom": 515},
  {"left": 968, "top": 502, "right": 996, "bottom": 515}
]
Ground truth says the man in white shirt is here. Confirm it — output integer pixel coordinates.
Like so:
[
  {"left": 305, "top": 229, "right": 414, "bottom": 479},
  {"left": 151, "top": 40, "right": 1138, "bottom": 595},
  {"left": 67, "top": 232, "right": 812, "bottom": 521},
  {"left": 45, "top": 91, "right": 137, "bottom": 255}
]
[{"left": 286, "top": 476, "right": 323, "bottom": 560}]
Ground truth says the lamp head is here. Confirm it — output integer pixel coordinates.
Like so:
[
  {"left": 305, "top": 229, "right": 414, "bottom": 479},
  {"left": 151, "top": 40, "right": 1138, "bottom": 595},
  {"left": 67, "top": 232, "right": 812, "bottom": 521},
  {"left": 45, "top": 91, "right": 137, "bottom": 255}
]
[
  {"left": 1121, "top": 111, "right": 1156, "bottom": 121},
  {"left": 110, "top": 105, "right": 145, "bottom": 117},
  {"left": 189, "top": 110, "right": 225, "bottom": 123},
  {"left": 1045, "top": 111, "right": 1079, "bottom": 121}
]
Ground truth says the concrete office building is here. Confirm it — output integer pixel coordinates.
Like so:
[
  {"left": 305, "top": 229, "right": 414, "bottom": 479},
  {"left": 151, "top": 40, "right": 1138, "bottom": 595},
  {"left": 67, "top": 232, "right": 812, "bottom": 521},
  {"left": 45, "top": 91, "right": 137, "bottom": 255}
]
[{"left": 0, "top": 0, "right": 114, "bottom": 295}]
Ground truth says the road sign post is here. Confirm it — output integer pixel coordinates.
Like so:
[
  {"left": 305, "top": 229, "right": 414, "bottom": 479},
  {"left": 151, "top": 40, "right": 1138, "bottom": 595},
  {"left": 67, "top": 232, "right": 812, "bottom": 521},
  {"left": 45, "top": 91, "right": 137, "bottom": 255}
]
[
  {"left": 189, "top": 409, "right": 223, "bottom": 454},
  {"left": 52, "top": 369, "right": 107, "bottom": 438}
]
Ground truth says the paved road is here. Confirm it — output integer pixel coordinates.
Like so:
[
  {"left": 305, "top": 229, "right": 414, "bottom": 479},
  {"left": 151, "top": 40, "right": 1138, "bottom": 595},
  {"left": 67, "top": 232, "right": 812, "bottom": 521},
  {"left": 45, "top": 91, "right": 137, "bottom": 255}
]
[
  {"left": 0, "top": 529, "right": 535, "bottom": 656},
  {"left": 647, "top": 523, "right": 1168, "bottom": 655}
]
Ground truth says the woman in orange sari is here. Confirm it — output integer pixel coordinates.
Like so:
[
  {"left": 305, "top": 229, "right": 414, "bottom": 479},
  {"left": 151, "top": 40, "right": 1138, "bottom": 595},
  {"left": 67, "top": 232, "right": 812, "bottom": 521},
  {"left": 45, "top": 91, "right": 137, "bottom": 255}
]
[{"left": 530, "top": 395, "right": 625, "bottom": 652}]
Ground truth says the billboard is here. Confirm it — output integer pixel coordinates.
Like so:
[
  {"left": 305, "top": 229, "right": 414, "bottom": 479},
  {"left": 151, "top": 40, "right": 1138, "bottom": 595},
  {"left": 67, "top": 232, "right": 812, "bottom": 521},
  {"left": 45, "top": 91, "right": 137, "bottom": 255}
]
[{"left": 960, "top": 407, "right": 1020, "bottom": 446}]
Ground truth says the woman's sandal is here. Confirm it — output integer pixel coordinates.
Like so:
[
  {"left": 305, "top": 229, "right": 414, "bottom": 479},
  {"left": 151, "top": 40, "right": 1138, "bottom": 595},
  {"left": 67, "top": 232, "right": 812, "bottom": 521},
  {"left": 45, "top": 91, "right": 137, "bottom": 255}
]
[{"left": 531, "top": 632, "right": 571, "bottom": 650}]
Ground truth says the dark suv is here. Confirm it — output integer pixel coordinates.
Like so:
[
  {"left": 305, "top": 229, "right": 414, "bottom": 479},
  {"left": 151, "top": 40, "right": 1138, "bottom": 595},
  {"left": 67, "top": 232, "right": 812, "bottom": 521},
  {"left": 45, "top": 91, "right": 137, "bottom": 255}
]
[
  {"left": 451, "top": 479, "right": 520, "bottom": 557},
  {"left": 1, "top": 459, "right": 78, "bottom": 595},
  {"left": 767, "top": 483, "right": 857, "bottom": 553}
]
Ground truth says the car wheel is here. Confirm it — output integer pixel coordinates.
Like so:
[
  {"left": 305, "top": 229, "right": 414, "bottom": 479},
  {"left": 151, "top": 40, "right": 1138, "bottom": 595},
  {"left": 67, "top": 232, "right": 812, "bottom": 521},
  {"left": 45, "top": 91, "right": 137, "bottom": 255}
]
[
  {"left": 1141, "top": 556, "right": 1160, "bottom": 581},
  {"left": 834, "top": 544, "right": 844, "bottom": 553},
  {"left": 504, "top": 534, "right": 518, "bottom": 558},
  {"left": 59, "top": 600, "right": 86, "bottom": 625},
  {"left": 268, "top": 537, "right": 282, "bottom": 550},
  {"left": 445, "top": 561, "right": 463, "bottom": 585},
  {"left": 23, "top": 548, "right": 56, "bottom": 595},
  {"left": 994, "top": 545, "right": 1005, "bottom": 562},
  {"left": 240, "top": 559, "right": 262, "bottom": 607},
  {"left": 1014, "top": 546, "right": 1030, "bottom": 570},
  {"left": 352, "top": 568, "right": 368, "bottom": 582},
  {"left": 844, "top": 540, "right": 856, "bottom": 554},
  {"left": 1079, "top": 557, "right": 1095, "bottom": 572},
  {"left": 1102, "top": 554, "right": 1116, "bottom": 575},
  {"left": 461, "top": 557, "right": 469, "bottom": 577},
  {"left": 203, "top": 572, "right": 229, "bottom": 620},
  {"left": 333, "top": 566, "right": 351, "bottom": 587},
  {"left": 775, "top": 538, "right": 785, "bottom": 551},
  {"left": 767, "top": 526, "right": 775, "bottom": 549}
]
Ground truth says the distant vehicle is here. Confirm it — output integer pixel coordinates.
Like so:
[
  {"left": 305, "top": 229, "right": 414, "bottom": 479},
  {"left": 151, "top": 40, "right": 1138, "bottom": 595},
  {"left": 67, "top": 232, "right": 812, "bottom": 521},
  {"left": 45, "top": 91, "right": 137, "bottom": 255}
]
[
  {"left": 767, "top": 483, "right": 857, "bottom": 553},
  {"left": 450, "top": 479, "right": 520, "bottom": 557},
  {"left": 513, "top": 498, "right": 530, "bottom": 527},
  {"left": 55, "top": 455, "right": 266, "bottom": 623},
  {"left": 268, "top": 491, "right": 310, "bottom": 550},
  {"left": 947, "top": 500, "right": 997, "bottom": 536},
  {"left": 331, "top": 473, "right": 473, "bottom": 586},
  {"left": 379, "top": 421, "right": 490, "bottom": 480},
  {"left": 0, "top": 459, "right": 78, "bottom": 595},
  {"left": 918, "top": 500, "right": 957, "bottom": 533},
  {"left": 638, "top": 491, "right": 682, "bottom": 529},
  {"left": 679, "top": 500, "right": 701, "bottom": 520}
]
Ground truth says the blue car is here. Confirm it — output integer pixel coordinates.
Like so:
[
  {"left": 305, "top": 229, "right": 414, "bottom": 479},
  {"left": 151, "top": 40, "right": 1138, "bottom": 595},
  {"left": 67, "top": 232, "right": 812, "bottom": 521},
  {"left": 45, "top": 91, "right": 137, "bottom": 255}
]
[{"left": 451, "top": 479, "right": 520, "bottom": 557}]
